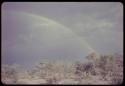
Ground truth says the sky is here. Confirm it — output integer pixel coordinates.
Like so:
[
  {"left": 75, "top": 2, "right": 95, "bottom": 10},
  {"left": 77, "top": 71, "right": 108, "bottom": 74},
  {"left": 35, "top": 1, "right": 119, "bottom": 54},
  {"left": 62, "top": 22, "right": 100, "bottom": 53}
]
[{"left": 2, "top": 2, "right": 123, "bottom": 68}]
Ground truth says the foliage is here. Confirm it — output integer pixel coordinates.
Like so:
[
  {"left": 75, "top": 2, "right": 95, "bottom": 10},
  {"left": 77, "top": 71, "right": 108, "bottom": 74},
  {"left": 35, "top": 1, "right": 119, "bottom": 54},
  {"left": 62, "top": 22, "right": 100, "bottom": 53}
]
[
  {"left": 1, "top": 53, "right": 123, "bottom": 84},
  {"left": 2, "top": 64, "right": 19, "bottom": 84}
]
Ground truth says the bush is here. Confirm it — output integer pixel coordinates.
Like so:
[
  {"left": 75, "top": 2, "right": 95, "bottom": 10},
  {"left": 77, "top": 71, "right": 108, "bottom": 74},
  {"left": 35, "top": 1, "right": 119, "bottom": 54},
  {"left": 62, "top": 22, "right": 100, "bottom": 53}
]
[
  {"left": 1, "top": 64, "right": 19, "bottom": 84},
  {"left": 74, "top": 61, "right": 95, "bottom": 79}
]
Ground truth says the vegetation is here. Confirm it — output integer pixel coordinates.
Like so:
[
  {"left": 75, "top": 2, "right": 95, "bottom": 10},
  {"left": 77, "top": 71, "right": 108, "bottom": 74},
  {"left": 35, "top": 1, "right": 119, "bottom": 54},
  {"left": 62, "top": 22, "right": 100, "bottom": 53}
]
[{"left": 1, "top": 53, "right": 123, "bottom": 84}]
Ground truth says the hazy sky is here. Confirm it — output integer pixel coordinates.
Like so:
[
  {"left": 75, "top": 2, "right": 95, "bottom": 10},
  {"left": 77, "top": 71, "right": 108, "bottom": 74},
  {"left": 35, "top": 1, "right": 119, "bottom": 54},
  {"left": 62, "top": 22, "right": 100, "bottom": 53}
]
[{"left": 2, "top": 2, "right": 123, "bottom": 68}]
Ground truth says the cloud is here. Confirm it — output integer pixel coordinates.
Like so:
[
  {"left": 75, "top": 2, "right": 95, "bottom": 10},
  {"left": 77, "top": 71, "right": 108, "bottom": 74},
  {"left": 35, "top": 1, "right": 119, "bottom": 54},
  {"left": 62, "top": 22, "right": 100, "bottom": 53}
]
[
  {"left": 2, "top": 2, "right": 123, "bottom": 68},
  {"left": 2, "top": 11, "right": 97, "bottom": 67}
]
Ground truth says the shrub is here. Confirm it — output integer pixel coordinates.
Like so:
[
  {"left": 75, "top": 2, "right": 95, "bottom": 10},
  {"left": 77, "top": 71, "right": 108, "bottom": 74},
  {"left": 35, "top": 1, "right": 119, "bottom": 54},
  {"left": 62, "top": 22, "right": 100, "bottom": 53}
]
[
  {"left": 1, "top": 64, "right": 19, "bottom": 84},
  {"left": 74, "top": 61, "right": 95, "bottom": 79}
]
